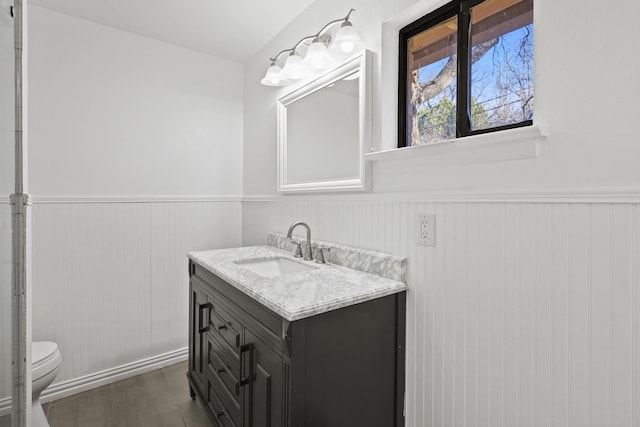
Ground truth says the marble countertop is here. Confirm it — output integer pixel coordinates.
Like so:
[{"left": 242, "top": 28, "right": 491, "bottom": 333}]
[{"left": 188, "top": 245, "right": 407, "bottom": 321}]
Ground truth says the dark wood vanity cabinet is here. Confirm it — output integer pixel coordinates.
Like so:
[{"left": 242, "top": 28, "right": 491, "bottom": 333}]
[{"left": 187, "top": 260, "right": 406, "bottom": 427}]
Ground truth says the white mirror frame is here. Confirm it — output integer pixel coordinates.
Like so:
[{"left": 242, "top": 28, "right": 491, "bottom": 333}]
[{"left": 277, "top": 50, "right": 372, "bottom": 193}]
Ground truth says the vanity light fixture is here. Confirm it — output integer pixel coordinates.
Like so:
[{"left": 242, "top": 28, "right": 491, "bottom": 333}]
[{"left": 260, "top": 8, "right": 361, "bottom": 87}]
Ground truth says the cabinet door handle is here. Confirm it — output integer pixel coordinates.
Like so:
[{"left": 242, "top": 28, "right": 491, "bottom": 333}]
[
  {"left": 239, "top": 343, "right": 253, "bottom": 387},
  {"left": 198, "top": 303, "right": 212, "bottom": 333}
]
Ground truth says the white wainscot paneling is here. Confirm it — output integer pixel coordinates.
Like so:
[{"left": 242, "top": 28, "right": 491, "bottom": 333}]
[
  {"left": 242, "top": 199, "right": 640, "bottom": 427},
  {"left": 31, "top": 200, "right": 242, "bottom": 387}
]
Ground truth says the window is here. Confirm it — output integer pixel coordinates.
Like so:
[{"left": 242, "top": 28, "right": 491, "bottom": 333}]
[{"left": 398, "top": 0, "right": 534, "bottom": 147}]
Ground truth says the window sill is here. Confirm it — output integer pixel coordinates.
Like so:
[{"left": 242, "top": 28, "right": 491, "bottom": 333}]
[{"left": 365, "top": 125, "right": 545, "bottom": 166}]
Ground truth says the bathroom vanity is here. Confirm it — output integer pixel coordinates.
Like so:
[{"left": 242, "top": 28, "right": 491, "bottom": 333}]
[{"left": 187, "top": 234, "right": 407, "bottom": 427}]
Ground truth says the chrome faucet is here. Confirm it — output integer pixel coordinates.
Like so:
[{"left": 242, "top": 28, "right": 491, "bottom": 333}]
[{"left": 286, "top": 221, "right": 313, "bottom": 260}]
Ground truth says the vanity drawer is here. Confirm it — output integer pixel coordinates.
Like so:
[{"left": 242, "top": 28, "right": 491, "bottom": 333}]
[
  {"left": 207, "top": 378, "right": 238, "bottom": 427},
  {"left": 208, "top": 335, "right": 240, "bottom": 401},
  {"left": 207, "top": 365, "right": 241, "bottom": 427},
  {"left": 209, "top": 299, "right": 242, "bottom": 352}
]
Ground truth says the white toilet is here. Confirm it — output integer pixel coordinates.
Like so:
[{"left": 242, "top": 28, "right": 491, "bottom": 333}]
[{"left": 32, "top": 341, "right": 62, "bottom": 427}]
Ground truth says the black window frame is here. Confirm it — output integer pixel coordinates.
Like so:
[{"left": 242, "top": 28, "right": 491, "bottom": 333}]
[{"left": 398, "top": 0, "right": 533, "bottom": 148}]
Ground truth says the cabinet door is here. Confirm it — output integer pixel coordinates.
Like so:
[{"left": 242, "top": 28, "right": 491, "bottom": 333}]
[
  {"left": 189, "top": 279, "right": 211, "bottom": 394},
  {"left": 243, "top": 330, "right": 285, "bottom": 427}
]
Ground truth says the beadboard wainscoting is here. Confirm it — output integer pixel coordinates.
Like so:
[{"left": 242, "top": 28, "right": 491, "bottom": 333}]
[
  {"left": 30, "top": 198, "right": 242, "bottom": 400},
  {"left": 242, "top": 197, "right": 640, "bottom": 427}
]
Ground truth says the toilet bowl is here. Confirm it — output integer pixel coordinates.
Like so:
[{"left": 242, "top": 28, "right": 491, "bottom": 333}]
[{"left": 32, "top": 341, "right": 62, "bottom": 427}]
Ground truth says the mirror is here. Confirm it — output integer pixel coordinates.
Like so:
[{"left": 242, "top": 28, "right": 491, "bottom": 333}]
[{"left": 277, "top": 50, "right": 371, "bottom": 192}]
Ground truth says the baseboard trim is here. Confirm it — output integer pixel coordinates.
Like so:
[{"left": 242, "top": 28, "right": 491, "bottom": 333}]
[
  {"left": 42, "top": 347, "right": 188, "bottom": 403},
  {"left": 0, "top": 347, "right": 188, "bottom": 416},
  {"left": 0, "top": 397, "right": 9, "bottom": 417}
]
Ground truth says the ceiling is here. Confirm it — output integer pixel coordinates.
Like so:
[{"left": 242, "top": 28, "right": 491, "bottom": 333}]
[{"left": 29, "top": 0, "right": 315, "bottom": 62}]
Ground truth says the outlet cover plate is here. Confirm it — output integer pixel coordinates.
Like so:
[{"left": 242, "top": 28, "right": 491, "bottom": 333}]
[{"left": 418, "top": 214, "right": 436, "bottom": 246}]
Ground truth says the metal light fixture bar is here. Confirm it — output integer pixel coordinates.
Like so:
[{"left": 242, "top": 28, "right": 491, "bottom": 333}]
[{"left": 260, "top": 9, "right": 361, "bottom": 86}]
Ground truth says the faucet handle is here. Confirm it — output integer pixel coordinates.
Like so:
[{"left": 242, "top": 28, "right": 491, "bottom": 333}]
[
  {"left": 289, "top": 240, "right": 303, "bottom": 258},
  {"left": 313, "top": 245, "right": 331, "bottom": 264}
]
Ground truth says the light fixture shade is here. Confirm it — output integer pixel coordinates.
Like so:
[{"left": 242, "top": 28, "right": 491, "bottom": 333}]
[
  {"left": 260, "top": 64, "right": 290, "bottom": 86},
  {"left": 302, "top": 41, "right": 337, "bottom": 71},
  {"left": 281, "top": 53, "right": 312, "bottom": 80},
  {"left": 331, "top": 21, "right": 362, "bottom": 55}
]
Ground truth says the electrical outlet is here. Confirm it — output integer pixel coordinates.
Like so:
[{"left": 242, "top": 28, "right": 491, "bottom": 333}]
[{"left": 417, "top": 214, "right": 436, "bottom": 246}]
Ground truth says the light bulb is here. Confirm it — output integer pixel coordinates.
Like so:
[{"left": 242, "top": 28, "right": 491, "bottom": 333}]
[{"left": 341, "top": 41, "right": 355, "bottom": 53}]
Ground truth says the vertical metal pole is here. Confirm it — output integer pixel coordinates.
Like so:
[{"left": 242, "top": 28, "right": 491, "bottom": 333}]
[
  {"left": 13, "top": 2, "right": 22, "bottom": 195},
  {"left": 11, "top": 0, "right": 29, "bottom": 426}
]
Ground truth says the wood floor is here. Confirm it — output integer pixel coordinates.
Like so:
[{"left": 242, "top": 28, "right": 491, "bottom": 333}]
[{"left": 0, "top": 361, "right": 212, "bottom": 427}]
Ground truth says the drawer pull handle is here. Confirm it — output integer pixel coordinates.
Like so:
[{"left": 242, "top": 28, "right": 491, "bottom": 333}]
[
  {"left": 240, "top": 344, "right": 253, "bottom": 388},
  {"left": 217, "top": 325, "right": 227, "bottom": 331},
  {"left": 217, "top": 368, "right": 225, "bottom": 374},
  {"left": 198, "top": 303, "right": 211, "bottom": 334},
  {"left": 216, "top": 411, "right": 225, "bottom": 418}
]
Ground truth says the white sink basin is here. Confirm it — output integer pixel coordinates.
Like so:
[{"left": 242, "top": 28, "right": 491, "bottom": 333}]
[{"left": 234, "top": 256, "right": 317, "bottom": 277}]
